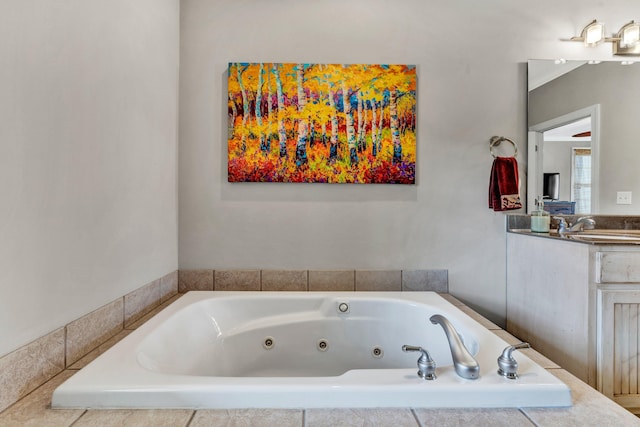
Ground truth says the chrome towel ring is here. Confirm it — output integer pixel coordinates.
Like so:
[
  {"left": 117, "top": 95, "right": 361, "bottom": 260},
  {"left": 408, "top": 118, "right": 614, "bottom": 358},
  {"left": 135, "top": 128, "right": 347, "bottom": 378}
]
[{"left": 489, "top": 136, "right": 518, "bottom": 158}]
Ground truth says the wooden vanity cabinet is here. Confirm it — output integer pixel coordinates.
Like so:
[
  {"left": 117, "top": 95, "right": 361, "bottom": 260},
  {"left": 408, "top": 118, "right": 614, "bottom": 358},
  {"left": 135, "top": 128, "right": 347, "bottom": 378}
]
[
  {"left": 596, "top": 251, "right": 640, "bottom": 413},
  {"left": 507, "top": 233, "right": 640, "bottom": 413}
]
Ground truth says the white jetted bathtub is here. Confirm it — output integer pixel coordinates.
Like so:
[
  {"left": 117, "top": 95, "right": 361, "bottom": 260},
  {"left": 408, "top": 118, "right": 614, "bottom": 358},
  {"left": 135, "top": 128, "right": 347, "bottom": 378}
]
[{"left": 52, "top": 291, "right": 571, "bottom": 409}]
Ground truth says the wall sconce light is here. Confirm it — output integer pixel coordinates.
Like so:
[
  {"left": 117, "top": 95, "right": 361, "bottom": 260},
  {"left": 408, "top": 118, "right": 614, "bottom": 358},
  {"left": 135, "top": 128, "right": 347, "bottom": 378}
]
[
  {"left": 613, "top": 21, "right": 640, "bottom": 55},
  {"left": 570, "top": 20, "right": 609, "bottom": 46},
  {"left": 567, "top": 19, "right": 640, "bottom": 56}
]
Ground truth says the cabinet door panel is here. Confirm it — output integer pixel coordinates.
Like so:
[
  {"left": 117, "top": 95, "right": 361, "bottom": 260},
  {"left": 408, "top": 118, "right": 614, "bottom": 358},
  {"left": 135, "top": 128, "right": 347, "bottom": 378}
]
[
  {"left": 598, "top": 289, "right": 640, "bottom": 407},
  {"left": 598, "top": 252, "right": 640, "bottom": 283}
]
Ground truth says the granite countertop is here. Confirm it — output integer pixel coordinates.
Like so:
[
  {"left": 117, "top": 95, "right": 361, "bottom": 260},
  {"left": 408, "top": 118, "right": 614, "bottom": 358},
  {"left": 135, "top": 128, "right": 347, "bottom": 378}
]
[
  {"left": 1, "top": 294, "right": 638, "bottom": 426},
  {"left": 507, "top": 214, "right": 640, "bottom": 245}
]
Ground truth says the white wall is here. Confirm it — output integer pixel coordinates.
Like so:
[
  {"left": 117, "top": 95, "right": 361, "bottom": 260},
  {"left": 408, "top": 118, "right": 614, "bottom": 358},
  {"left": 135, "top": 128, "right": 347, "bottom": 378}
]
[
  {"left": 179, "top": 0, "right": 636, "bottom": 325},
  {"left": 0, "top": 0, "right": 180, "bottom": 357}
]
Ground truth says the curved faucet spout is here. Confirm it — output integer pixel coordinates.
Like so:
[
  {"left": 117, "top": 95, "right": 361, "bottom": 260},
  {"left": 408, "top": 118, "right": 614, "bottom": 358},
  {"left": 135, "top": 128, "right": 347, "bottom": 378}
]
[
  {"left": 569, "top": 216, "right": 596, "bottom": 232},
  {"left": 430, "top": 314, "right": 480, "bottom": 380}
]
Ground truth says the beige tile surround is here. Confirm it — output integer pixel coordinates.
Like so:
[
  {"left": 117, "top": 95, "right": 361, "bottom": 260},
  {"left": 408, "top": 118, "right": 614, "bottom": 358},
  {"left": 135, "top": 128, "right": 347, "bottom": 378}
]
[
  {"left": 2, "top": 269, "right": 639, "bottom": 426},
  {"left": 178, "top": 269, "right": 448, "bottom": 293},
  {"left": 0, "top": 270, "right": 178, "bottom": 414}
]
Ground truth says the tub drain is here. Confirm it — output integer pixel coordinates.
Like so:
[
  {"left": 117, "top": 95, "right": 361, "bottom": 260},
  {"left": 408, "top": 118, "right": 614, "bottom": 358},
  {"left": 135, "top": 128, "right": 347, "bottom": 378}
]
[
  {"left": 372, "top": 346, "right": 384, "bottom": 359},
  {"left": 317, "top": 339, "right": 329, "bottom": 352},
  {"left": 263, "top": 336, "right": 275, "bottom": 350}
]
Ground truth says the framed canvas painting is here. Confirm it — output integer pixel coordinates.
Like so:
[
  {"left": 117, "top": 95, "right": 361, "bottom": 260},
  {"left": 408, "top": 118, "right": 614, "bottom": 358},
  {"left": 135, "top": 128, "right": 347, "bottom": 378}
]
[{"left": 228, "top": 63, "right": 416, "bottom": 184}]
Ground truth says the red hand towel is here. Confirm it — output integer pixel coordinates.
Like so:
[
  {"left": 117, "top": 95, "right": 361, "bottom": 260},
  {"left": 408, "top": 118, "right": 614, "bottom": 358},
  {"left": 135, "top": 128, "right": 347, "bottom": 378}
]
[{"left": 489, "top": 157, "right": 522, "bottom": 211}]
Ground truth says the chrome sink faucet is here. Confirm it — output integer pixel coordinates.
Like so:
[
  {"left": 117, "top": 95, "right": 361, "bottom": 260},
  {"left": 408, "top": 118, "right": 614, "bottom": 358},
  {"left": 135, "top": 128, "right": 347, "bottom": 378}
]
[
  {"left": 430, "top": 314, "right": 480, "bottom": 380},
  {"left": 554, "top": 216, "right": 596, "bottom": 233},
  {"left": 569, "top": 216, "right": 596, "bottom": 232}
]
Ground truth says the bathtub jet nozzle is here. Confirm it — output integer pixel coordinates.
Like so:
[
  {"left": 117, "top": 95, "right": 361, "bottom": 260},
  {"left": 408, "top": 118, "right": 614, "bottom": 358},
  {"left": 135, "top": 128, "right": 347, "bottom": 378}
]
[
  {"left": 402, "top": 345, "right": 436, "bottom": 380},
  {"left": 262, "top": 336, "right": 275, "bottom": 350}
]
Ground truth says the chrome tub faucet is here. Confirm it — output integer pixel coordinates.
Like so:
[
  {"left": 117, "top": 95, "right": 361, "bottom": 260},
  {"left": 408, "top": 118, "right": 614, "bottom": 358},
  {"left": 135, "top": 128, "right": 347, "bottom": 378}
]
[{"left": 430, "top": 314, "right": 480, "bottom": 380}]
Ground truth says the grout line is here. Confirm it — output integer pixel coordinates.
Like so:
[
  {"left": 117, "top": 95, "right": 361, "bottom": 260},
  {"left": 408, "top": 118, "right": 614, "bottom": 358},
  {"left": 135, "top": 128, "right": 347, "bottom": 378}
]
[
  {"left": 185, "top": 409, "right": 197, "bottom": 426},
  {"left": 63, "top": 326, "right": 68, "bottom": 369},
  {"left": 67, "top": 409, "right": 88, "bottom": 426},
  {"left": 410, "top": 408, "right": 423, "bottom": 427},
  {"left": 121, "top": 296, "right": 126, "bottom": 330},
  {"left": 519, "top": 408, "right": 541, "bottom": 426}
]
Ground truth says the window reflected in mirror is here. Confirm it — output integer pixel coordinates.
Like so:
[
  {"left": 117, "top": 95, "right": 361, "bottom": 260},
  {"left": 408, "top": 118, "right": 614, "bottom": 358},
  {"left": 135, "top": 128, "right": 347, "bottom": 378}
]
[{"left": 572, "top": 148, "right": 592, "bottom": 214}]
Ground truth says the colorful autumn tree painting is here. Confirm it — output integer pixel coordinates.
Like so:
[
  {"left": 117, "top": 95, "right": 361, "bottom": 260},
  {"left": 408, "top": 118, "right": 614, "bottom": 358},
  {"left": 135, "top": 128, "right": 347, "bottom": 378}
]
[{"left": 227, "top": 63, "right": 416, "bottom": 184}]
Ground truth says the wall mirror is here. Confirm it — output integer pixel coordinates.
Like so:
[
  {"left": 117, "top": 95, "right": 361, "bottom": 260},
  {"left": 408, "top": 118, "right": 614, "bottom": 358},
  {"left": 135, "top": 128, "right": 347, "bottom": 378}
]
[{"left": 527, "top": 59, "right": 640, "bottom": 215}]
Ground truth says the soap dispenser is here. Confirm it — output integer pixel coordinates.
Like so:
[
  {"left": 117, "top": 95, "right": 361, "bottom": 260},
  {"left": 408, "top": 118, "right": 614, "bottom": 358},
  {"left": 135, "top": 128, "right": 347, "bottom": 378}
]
[{"left": 531, "top": 196, "right": 550, "bottom": 233}]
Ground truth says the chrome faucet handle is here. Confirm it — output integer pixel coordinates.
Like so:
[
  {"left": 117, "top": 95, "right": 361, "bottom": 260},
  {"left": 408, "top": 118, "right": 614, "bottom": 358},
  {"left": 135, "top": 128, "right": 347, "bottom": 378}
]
[
  {"left": 553, "top": 217, "right": 569, "bottom": 233},
  {"left": 497, "top": 342, "right": 530, "bottom": 379},
  {"left": 402, "top": 345, "right": 436, "bottom": 380}
]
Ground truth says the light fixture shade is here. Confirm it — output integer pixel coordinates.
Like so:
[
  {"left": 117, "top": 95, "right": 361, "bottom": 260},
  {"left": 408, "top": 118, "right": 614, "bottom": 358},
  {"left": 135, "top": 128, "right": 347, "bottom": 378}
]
[
  {"left": 622, "top": 22, "right": 640, "bottom": 46},
  {"left": 583, "top": 20, "right": 605, "bottom": 46},
  {"left": 614, "top": 21, "right": 640, "bottom": 56}
]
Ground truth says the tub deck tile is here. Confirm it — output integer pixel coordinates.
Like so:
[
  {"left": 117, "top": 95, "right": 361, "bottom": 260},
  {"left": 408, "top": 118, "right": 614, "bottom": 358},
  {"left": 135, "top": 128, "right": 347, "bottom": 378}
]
[
  {"left": 160, "top": 270, "right": 179, "bottom": 303},
  {"left": 65, "top": 298, "right": 124, "bottom": 366},
  {"left": 126, "top": 294, "right": 182, "bottom": 330},
  {"left": 437, "top": 293, "right": 465, "bottom": 306},
  {"left": 178, "top": 269, "right": 214, "bottom": 292},
  {"left": 308, "top": 270, "right": 355, "bottom": 291},
  {"left": 458, "top": 304, "right": 502, "bottom": 330},
  {"left": 413, "top": 408, "right": 534, "bottom": 426},
  {"left": 124, "top": 279, "right": 161, "bottom": 328},
  {"left": 0, "top": 370, "right": 84, "bottom": 427},
  {"left": 401, "top": 270, "right": 448, "bottom": 292},
  {"left": 305, "top": 408, "right": 418, "bottom": 427},
  {"left": 522, "top": 369, "right": 640, "bottom": 427},
  {"left": 355, "top": 270, "right": 402, "bottom": 291},
  {"left": 0, "top": 327, "right": 65, "bottom": 413},
  {"left": 73, "top": 409, "right": 193, "bottom": 427},
  {"left": 68, "top": 329, "right": 133, "bottom": 370},
  {"left": 190, "top": 409, "right": 302, "bottom": 427},
  {"left": 261, "top": 270, "right": 308, "bottom": 291},
  {"left": 215, "top": 270, "right": 261, "bottom": 291}
]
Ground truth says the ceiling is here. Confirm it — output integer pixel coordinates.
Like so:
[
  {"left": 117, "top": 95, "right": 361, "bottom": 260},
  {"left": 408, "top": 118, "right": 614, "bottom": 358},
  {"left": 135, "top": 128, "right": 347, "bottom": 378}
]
[{"left": 543, "top": 116, "right": 591, "bottom": 141}]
